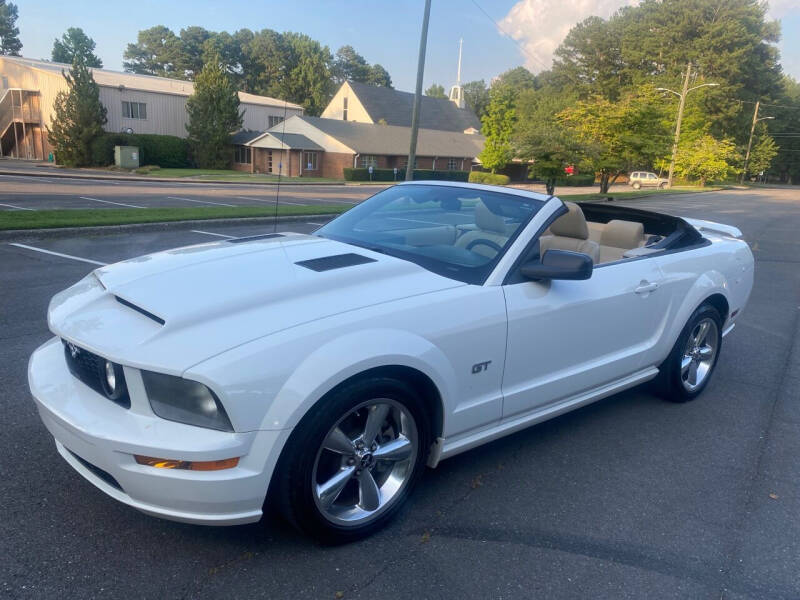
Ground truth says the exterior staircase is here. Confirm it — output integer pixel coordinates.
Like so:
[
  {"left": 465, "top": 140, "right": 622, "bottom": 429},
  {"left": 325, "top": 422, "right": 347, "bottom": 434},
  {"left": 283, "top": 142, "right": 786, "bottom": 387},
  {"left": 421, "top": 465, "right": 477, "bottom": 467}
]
[{"left": 0, "top": 88, "right": 44, "bottom": 159}]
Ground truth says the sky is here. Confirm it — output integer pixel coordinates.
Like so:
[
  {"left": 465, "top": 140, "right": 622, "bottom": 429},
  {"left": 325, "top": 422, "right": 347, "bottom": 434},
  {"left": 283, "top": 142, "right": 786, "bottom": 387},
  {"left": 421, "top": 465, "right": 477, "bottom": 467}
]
[{"left": 14, "top": 0, "right": 800, "bottom": 93}]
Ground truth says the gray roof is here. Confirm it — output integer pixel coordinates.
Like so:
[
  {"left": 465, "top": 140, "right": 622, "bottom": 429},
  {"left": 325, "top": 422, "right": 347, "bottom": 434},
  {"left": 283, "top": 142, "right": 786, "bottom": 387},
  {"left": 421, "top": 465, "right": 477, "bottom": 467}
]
[
  {"left": 231, "top": 129, "right": 264, "bottom": 145},
  {"left": 248, "top": 131, "right": 324, "bottom": 151},
  {"left": 347, "top": 81, "right": 481, "bottom": 132},
  {"left": 296, "top": 116, "right": 484, "bottom": 157}
]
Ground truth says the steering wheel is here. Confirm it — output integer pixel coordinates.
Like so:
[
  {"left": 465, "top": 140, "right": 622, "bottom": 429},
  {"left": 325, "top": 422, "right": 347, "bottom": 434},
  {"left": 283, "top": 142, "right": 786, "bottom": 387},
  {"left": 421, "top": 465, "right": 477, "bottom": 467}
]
[{"left": 465, "top": 238, "right": 503, "bottom": 255}]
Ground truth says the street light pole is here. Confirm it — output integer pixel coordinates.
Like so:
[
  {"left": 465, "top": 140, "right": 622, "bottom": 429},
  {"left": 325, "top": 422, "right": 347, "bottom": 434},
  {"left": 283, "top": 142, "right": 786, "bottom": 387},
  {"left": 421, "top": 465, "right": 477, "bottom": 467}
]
[
  {"left": 658, "top": 63, "right": 719, "bottom": 189},
  {"left": 666, "top": 62, "right": 691, "bottom": 189},
  {"left": 406, "top": 0, "right": 432, "bottom": 181},
  {"left": 741, "top": 100, "right": 774, "bottom": 183}
]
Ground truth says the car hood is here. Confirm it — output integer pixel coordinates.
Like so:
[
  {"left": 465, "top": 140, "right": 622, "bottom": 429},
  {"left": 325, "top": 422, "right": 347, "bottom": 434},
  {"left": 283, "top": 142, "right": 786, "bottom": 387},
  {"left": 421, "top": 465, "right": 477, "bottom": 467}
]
[{"left": 48, "top": 233, "right": 464, "bottom": 373}]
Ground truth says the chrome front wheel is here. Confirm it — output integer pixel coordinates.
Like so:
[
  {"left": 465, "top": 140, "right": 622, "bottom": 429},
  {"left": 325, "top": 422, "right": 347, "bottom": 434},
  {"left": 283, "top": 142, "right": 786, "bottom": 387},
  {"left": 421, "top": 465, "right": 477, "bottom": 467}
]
[{"left": 312, "top": 399, "right": 419, "bottom": 526}]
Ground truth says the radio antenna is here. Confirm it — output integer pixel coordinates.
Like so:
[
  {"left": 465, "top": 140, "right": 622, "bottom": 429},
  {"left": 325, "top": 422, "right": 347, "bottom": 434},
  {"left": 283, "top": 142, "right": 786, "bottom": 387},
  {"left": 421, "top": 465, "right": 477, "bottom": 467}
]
[{"left": 273, "top": 99, "right": 289, "bottom": 233}]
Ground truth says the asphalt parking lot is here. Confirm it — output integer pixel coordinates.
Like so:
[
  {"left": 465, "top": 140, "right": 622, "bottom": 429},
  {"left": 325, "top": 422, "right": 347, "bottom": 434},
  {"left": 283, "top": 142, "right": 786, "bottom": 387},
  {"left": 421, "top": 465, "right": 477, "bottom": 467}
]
[{"left": 1, "top": 186, "right": 799, "bottom": 599}]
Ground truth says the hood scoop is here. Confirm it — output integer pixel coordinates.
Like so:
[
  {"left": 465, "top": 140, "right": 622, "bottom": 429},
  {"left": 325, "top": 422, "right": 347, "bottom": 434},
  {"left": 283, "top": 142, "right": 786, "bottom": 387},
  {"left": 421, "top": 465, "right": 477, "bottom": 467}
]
[
  {"left": 228, "top": 233, "right": 284, "bottom": 244},
  {"left": 295, "top": 253, "right": 376, "bottom": 272}
]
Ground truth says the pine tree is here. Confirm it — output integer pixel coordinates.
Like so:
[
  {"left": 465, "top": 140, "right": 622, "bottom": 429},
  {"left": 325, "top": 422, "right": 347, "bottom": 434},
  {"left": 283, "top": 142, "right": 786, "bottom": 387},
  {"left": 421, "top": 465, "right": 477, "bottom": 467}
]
[
  {"left": 48, "top": 57, "right": 108, "bottom": 167},
  {"left": 0, "top": 0, "right": 22, "bottom": 55},
  {"left": 52, "top": 27, "right": 103, "bottom": 68},
  {"left": 185, "top": 55, "right": 243, "bottom": 169}
]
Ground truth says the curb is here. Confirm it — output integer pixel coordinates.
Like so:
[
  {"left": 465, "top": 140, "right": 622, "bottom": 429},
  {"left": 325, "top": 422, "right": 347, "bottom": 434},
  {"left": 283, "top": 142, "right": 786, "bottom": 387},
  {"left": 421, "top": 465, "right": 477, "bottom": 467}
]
[
  {"left": 0, "top": 213, "right": 336, "bottom": 241},
  {"left": 0, "top": 168, "right": 354, "bottom": 186}
]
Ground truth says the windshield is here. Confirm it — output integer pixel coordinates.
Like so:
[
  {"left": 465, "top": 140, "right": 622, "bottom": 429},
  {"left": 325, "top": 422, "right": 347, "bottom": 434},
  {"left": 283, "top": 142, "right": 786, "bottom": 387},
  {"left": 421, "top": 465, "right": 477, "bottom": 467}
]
[{"left": 316, "top": 184, "right": 545, "bottom": 284}]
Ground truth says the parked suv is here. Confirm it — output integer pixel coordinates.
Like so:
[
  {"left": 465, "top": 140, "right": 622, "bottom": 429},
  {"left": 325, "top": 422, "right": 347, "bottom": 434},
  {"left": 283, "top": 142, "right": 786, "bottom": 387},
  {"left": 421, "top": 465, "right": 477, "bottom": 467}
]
[{"left": 629, "top": 171, "right": 667, "bottom": 189}]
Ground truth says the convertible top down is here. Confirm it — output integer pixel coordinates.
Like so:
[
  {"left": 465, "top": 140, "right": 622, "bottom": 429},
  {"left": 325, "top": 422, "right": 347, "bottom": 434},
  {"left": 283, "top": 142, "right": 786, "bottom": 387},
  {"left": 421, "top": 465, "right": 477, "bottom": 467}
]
[{"left": 28, "top": 181, "right": 753, "bottom": 541}]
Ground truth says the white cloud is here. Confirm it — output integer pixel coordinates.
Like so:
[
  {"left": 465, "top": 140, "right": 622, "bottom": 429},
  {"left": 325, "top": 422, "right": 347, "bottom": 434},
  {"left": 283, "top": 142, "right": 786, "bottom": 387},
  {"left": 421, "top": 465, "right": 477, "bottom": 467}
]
[{"left": 500, "top": 0, "right": 796, "bottom": 73}]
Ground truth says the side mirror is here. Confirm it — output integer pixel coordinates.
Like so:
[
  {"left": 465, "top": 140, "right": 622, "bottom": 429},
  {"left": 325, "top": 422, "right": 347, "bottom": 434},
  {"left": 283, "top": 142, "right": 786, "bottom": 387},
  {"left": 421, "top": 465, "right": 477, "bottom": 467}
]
[{"left": 520, "top": 249, "right": 593, "bottom": 281}]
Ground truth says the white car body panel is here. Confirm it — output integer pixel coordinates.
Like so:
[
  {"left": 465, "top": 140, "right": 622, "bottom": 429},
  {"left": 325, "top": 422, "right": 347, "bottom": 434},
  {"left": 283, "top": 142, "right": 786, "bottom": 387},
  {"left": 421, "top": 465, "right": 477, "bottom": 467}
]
[{"left": 28, "top": 183, "right": 754, "bottom": 525}]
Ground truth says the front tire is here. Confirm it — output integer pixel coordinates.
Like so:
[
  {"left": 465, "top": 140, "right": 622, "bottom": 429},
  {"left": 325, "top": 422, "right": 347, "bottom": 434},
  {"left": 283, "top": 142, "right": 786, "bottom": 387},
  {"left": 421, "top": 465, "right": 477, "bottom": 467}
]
[
  {"left": 655, "top": 304, "right": 722, "bottom": 402},
  {"left": 274, "top": 377, "right": 430, "bottom": 543}
]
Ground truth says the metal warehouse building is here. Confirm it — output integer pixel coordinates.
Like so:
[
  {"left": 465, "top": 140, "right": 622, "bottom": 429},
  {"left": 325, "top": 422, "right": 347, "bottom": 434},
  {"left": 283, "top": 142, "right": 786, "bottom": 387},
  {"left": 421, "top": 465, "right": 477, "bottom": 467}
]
[{"left": 0, "top": 55, "right": 303, "bottom": 161}]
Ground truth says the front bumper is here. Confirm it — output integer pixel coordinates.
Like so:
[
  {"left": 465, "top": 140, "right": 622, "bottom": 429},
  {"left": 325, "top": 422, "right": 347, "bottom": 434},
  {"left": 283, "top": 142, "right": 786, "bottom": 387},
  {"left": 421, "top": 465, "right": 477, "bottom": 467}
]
[{"left": 28, "top": 337, "right": 289, "bottom": 526}]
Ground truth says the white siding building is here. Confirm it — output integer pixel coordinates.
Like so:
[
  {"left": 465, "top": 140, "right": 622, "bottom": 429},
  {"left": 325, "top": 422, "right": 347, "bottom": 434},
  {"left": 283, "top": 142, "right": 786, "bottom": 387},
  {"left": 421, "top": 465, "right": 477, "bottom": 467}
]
[{"left": 0, "top": 56, "right": 303, "bottom": 160}]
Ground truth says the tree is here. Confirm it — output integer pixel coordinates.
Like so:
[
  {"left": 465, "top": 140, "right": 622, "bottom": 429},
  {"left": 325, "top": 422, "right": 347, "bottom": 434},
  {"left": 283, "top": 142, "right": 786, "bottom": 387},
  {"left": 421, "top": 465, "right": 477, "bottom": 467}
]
[
  {"left": 425, "top": 83, "right": 446, "bottom": 98},
  {"left": 52, "top": 28, "right": 103, "bottom": 67},
  {"left": 558, "top": 87, "right": 671, "bottom": 192},
  {"left": 48, "top": 57, "right": 107, "bottom": 167},
  {"left": 273, "top": 32, "right": 333, "bottom": 116},
  {"left": 366, "top": 64, "right": 392, "bottom": 88},
  {"left": 463, "top": 80, "right": 490, "bottom": 119},
  {"left": 746, "top": 134, "right": 778, "bottom": 179},
  {"left": 333, "top": 45, "right": 369, "bottom": 84},
  {"left": 674, "top": 135, "right": 738, "bottom": 186},
  {"left": 478, "top": 84, "right": 516, "bottom": 173},
  {"left": 495, "top": 66, "right": 537, "bottom": 93},
  {"left": 176, "top": 26, "right": 211, "bottom": 78},
  {"left": 123, "top": 26, "right": 181, "bottom": 76},
  {"left": 0, "top": 0, "right": 21, "bottom": 55},
  {"left": 185, "top": 55, "right": 243, "bottom": 169},
  {"left": 514, "top": 88, "right": 580, "bottom": 194}
]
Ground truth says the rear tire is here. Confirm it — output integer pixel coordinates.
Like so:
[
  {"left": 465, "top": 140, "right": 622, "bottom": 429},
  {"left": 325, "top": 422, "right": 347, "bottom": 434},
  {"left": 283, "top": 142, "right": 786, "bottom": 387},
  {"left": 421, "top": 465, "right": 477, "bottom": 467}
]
[
  {"left": 273, "top": 377, "right": 430, "bottom": 544},
  {"left": 655, "top": 304, "right": 722, "bottom": 402},
  {"left": 632, "top": 182, "right": 641, "bottom": 189}
]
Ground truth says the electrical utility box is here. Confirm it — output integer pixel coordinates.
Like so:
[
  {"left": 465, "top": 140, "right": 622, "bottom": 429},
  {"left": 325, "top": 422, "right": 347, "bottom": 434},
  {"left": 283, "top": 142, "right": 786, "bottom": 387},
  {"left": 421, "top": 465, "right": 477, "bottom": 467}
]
[{"left": 114, "top": 146, "right": 140, "bottom": 169}]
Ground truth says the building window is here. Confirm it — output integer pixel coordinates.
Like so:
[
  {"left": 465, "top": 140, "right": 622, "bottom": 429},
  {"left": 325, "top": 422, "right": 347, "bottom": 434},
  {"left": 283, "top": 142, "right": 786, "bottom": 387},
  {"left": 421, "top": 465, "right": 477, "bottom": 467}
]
[
  {"left": 447, "top": 158, "right": 459, "bottom": 170},
  {"left": 361, "top": 155, "right": 378, "bottom": 168},
  {"left": 343, "top": 96, "right": 348, "bottom": 121},
  {"left": 233, "top": 145, "right": 251, "bottom": 164},
  {"left": 122, "top": 101, "right": 147, "bottom": 119},
  {"left": 267, "top": 151, "right": 273, "bottom": 172},
  {"left": 304, "top": 151, "right": 318, "bottom": 171},
  {"left": 268, "top": 115, "right": 284, "bottom": 128}
]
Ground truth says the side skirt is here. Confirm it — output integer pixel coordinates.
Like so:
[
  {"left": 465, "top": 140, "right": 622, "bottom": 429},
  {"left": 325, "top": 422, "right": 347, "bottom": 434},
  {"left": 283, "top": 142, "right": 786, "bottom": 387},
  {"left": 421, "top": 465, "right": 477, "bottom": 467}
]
[{"left": 434, "top": 367, "right": 659, "bottom": 465}]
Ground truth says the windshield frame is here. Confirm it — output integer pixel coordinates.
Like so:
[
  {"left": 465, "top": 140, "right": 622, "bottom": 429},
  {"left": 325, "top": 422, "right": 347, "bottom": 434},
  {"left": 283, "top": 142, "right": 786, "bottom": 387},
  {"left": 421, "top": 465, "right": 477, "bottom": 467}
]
[{"left": 315, "top": 182, "right": 547, "bottom": 285}]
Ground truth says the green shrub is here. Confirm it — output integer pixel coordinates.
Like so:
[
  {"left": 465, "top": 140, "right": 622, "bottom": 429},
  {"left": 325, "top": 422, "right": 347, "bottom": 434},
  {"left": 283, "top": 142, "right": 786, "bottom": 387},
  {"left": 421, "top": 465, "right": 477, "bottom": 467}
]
[
  {"left": 468, "top": 171, "right": 510, "bottom": 185},
  {"left": 90, "top": 133, "right": 190, "bottom": 168},
  {"left": 554, "top": 174, "right": 595, "bottom": 186},
  {"left": 134, "top": 165, "right": 161, "bottom": 174},
  {"left": 343, "top": 168, "right": 469, "bottom": 182}
]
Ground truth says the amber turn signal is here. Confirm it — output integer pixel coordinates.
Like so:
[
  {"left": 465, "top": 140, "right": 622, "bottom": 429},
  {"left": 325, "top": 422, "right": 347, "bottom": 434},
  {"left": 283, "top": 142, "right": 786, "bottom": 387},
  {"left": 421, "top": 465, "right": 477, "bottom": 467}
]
[{"left": 134, "top": 455, "right": 240, "bottom": 471}]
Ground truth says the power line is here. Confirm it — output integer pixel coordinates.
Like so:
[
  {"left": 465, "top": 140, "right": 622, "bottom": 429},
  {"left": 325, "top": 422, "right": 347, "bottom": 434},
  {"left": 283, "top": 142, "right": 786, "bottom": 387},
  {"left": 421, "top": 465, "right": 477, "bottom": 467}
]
[{"left": 738, "top": 99, "right": 800, "bottom": 111}]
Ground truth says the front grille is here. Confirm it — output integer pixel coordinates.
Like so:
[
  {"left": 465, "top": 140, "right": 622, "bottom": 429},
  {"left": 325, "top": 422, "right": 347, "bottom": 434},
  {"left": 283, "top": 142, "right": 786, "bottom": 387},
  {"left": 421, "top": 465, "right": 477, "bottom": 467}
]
[
  {"left": 67, "top": 449, "right": 123, "bottom": 491},
  {"left": 62, "top": 340, "right": 131, "bottom": 408}
]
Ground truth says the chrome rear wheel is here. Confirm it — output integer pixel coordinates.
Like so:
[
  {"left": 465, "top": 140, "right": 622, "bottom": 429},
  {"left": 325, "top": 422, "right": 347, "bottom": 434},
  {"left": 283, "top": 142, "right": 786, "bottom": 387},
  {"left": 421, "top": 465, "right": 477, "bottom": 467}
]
[{"left": 680, "top": 318, "right": 719, "bottom": 392}]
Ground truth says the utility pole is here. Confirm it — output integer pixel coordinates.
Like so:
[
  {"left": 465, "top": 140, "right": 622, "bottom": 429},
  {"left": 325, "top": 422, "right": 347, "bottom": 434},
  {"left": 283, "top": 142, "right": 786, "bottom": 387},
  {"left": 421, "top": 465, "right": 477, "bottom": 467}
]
[
  {"left": 741, "top": 101, "right": 773, "bottom": 183},
  {"left": 406, "top": 0, "right": 432, "bottom": 181},
  {"left": 666, "top": 62, "right": 691, "bottom": 189},
  {"left": 658, "top": 63, "right": 719, "bottom": 189}
]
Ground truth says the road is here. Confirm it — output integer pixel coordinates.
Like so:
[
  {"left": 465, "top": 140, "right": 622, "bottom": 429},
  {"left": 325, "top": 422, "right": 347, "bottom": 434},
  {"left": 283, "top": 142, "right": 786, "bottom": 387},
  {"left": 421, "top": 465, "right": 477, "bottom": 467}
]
[{"left": 1, "top": 187, "right": 799, "bottom": 599}]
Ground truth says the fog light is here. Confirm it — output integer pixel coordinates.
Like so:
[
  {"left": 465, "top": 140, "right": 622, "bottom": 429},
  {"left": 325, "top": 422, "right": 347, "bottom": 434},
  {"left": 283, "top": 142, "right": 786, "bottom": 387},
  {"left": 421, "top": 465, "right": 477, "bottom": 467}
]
[
  {"left": 134, "top": 455, "right": 240, "bottom": 471},
  {"left": 104, "top": 360, "right": 116, "bottom": 392}
]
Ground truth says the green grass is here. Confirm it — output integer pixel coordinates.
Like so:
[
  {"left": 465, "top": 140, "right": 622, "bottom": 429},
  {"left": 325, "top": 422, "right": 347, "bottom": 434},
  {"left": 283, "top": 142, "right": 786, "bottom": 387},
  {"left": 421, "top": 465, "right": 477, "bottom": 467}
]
[
  {"left": 137, "top": 168, "right": 343, "bottom": 183},
  {"left": 0, "top": 204, "right": 350, "bottom": 231}
]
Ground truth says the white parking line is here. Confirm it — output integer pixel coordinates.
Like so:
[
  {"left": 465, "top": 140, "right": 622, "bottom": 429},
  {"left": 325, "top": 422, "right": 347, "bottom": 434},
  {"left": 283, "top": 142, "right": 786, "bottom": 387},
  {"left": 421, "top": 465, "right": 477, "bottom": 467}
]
[
  {"left": 0, "top": 202, "right": 34, "bottom": 210},
  {"left": 79, "top": 196, "right": 145, "bottom": 209},
  {"left": 190, "top": 230, "right": 235, "bottom": 238},
  {"left": 9, "top": 243, "right": 107, "bottom": 266},
  {"left": 306, "top": 222, "right": 326, "bottom": 226},
  {"left": 167, "top": 196, "right": 235, "bottom": 207}
]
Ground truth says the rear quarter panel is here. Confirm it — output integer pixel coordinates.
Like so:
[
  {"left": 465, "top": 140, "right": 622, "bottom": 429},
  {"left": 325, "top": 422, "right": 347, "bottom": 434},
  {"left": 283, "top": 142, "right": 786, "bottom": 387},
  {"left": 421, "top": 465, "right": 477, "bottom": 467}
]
[{"left": 653, "top": 235, "right": 754, "bottom": 365}]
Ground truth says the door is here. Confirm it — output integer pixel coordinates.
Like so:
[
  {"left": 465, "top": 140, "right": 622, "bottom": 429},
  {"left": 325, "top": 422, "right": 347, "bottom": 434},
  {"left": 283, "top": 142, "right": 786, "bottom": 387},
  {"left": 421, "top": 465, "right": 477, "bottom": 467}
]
[{"left": 501, "top": 258, "right": 668, "bottom": 418}]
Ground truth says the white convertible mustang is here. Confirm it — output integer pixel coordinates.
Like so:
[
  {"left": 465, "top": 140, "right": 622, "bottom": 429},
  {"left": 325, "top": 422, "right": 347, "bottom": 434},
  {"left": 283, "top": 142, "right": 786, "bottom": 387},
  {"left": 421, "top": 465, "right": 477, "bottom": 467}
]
[{"left": 29, "top": 182, "right": 753, "bottom": 542}]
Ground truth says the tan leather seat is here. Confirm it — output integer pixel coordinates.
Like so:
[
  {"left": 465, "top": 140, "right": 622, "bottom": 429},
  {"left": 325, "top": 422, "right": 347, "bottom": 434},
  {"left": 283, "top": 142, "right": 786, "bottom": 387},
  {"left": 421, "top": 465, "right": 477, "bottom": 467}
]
[
  {"left": 598, "top": 219, "right": 645, "bottom": 263},
  {"left": 455, "top": 201, "right": 510, "bottom": 258},
  {"left": 539, "top": 202, "right": 600, "bottom": 263}
]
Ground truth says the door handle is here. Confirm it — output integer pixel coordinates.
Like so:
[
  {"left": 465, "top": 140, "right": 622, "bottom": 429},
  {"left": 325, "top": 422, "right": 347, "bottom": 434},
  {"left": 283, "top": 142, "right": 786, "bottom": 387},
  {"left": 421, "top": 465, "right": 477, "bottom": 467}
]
[{"left": 635, "top": 282, "right": 659, "bottom": 294}]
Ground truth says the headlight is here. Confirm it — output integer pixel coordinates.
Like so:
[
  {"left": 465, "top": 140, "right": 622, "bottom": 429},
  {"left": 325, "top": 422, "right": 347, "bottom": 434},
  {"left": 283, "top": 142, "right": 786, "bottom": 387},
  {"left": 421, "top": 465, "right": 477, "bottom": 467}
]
[{"left": 141, "top": 371, "right": 234, "bottom": 432}]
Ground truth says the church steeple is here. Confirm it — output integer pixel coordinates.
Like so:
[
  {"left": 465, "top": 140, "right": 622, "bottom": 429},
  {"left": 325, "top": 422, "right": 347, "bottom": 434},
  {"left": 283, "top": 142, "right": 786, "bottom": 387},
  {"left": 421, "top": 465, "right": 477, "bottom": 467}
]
[{"left": 448, "top": 38, "right": 465, "bottom": 109}]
